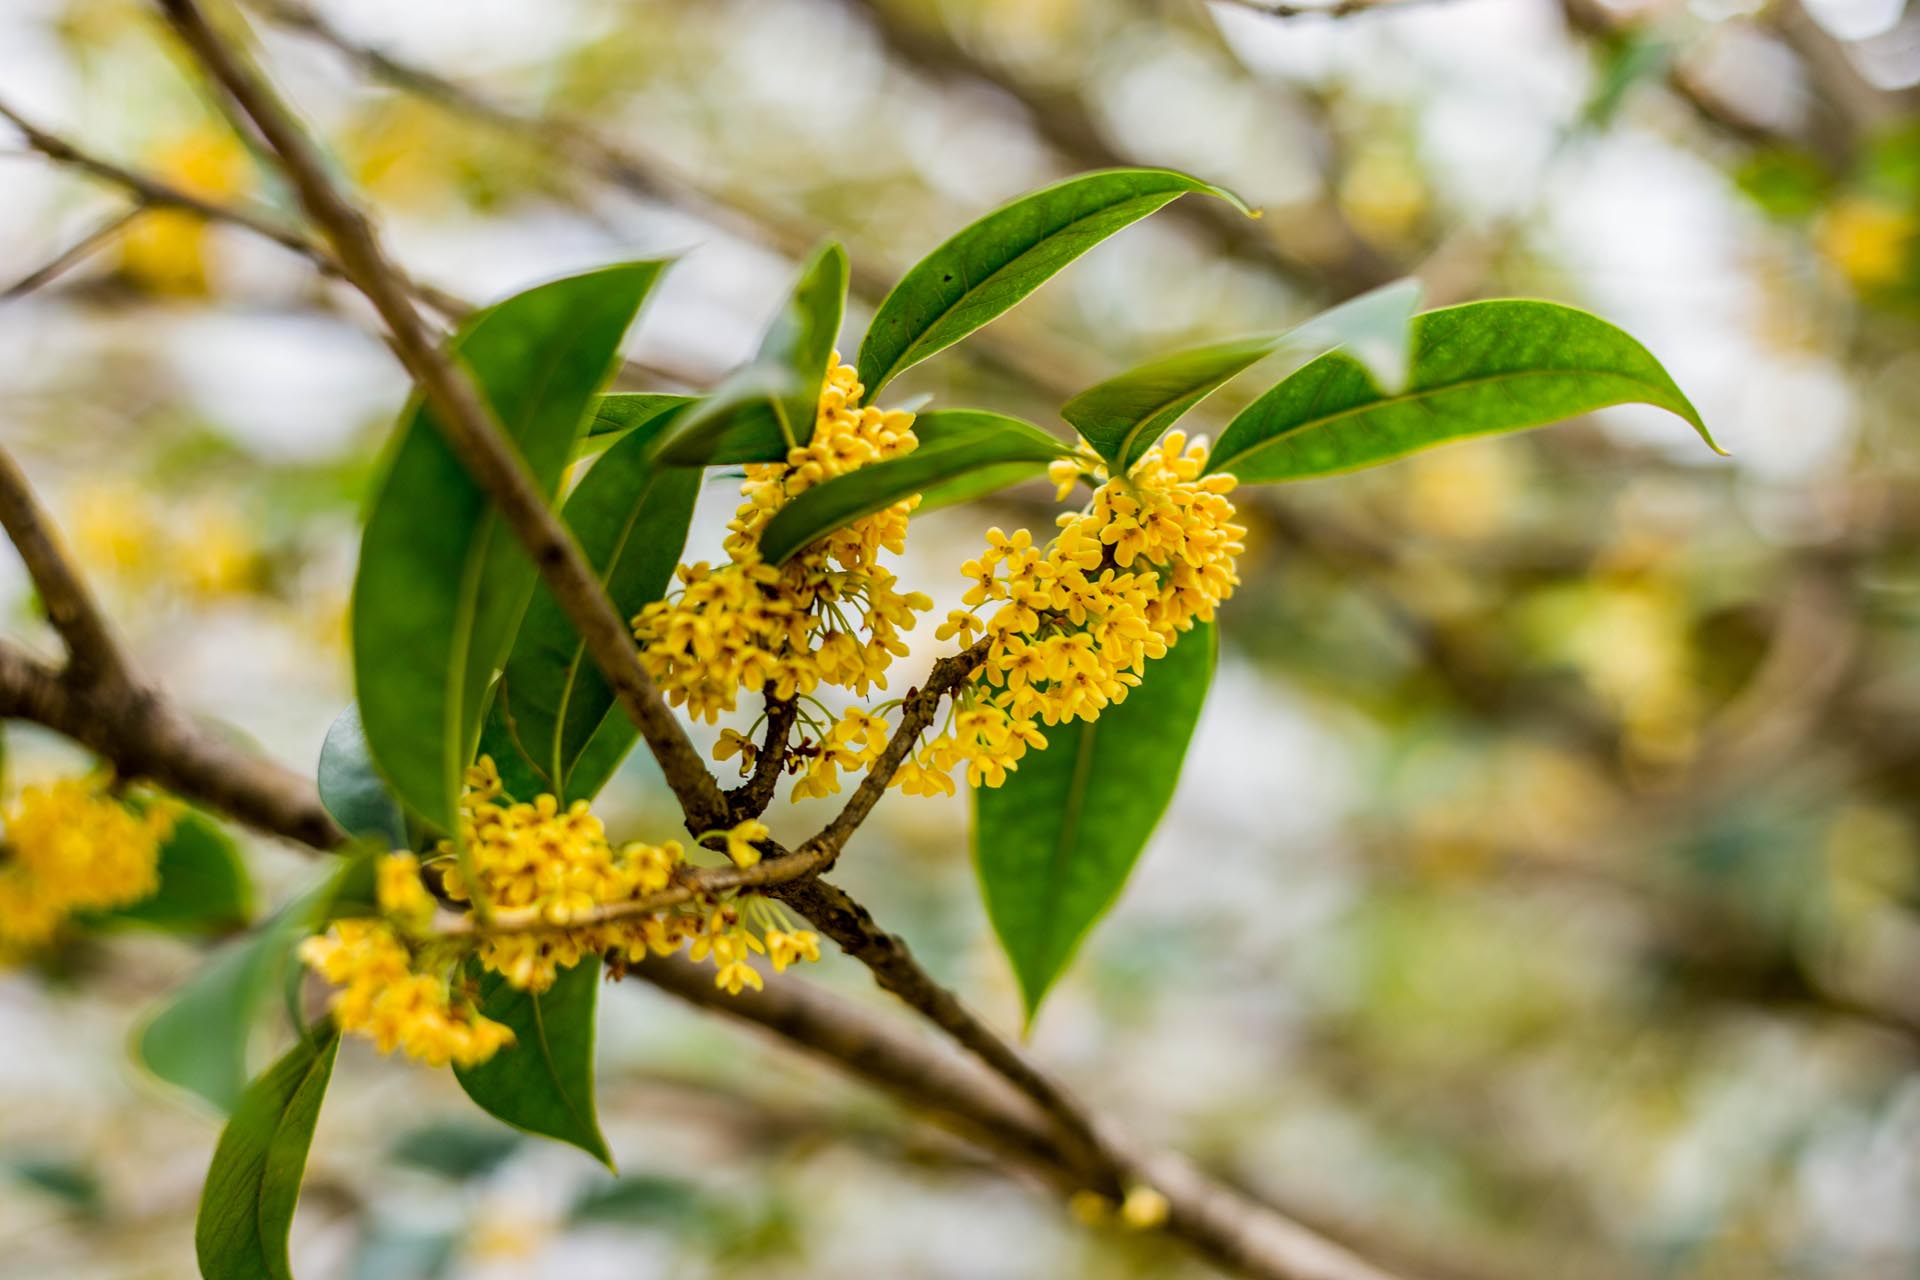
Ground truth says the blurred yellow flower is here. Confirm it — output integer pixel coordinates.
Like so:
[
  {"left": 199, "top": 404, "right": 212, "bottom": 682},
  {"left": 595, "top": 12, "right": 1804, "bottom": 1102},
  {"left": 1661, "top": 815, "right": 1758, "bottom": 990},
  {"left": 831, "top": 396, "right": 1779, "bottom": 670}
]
[
  {"left": 118, "top": 126, "right": 252, "bottom": 295},
  {"left": 1816, "top": 197, "right": 1913, "bottom": 288}
]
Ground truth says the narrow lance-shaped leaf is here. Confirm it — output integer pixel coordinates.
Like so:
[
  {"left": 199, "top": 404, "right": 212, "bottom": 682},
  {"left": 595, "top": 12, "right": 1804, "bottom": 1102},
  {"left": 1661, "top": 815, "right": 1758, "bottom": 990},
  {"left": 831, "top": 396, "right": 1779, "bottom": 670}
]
[
  {"left": 1207, "top": 299, "right": 1722, "bottom": 483},
  {"left": 758, "top": 410, "right": 1071, "bottom": 565},
  {"left": 651, "top": 365, "right": 797, "bottom": 467},
  {"left": 352, "top": 263, "right": 667, "bottom": 829},
  {"left": 856, "top": 169, "right": 1250, "bottom": 398},
  {"left": 1062, "top": 279, "right": 1422, "bottom": 474},
  {"left": 195, "top": 1025, "right": 340, "bottom": 1280},
  {"left": 453, "top": 956, "right": 612, "bottom": 1168},
  {"left": 973, "top": 624, "right": 1216, "bottom": 1022},
  {"left": 482, "top": 411, "right": 700, "bottom": 803}
]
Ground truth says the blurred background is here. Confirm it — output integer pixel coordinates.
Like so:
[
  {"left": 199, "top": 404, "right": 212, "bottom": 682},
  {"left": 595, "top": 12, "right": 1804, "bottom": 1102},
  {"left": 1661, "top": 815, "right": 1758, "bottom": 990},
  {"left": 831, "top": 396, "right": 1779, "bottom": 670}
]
[{"left": 3, "top": 0, "right": 1920, "bottom": 1275}]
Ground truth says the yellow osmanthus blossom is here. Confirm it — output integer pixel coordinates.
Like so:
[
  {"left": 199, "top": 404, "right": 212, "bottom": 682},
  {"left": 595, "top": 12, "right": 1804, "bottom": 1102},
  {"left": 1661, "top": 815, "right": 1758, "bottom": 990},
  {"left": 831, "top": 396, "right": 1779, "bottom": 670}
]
[
  {"left": 299, "top": 918, "right": 515, "bottom": 1069},
  {"left": 1817, "top": 197, "right": 1914, "bottom": 289},
  {"left": 634, "top": 359, "right": 932, "bottom": 726},
  {"left": 903, "top": 430, "right": 1243, "bottom": 791},
  {"left": 302, "top": 760, "right": 821, "bottom": 1067},
  {"left": 0, "top": 778, "right": 176, "bottom": 956},
  {"left": 119, "top": 127, "right": 252, "bottom": 295}
]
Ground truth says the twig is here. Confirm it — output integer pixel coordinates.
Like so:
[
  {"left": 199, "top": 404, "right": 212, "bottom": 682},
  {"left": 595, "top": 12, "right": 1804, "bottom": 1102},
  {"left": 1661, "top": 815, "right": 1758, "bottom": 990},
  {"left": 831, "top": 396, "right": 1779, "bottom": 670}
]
[
  {"left": 157, "top": 0, "right": 730, "bottom": 832},
  {"left": 724, "top": 694, "right": 800, "bottom": 820},
  {"left": 3, "top": 206, "right": 144, "bottom": 299},
  {"left": 0, "top": 448, "right": 133, "bottom": 685}
]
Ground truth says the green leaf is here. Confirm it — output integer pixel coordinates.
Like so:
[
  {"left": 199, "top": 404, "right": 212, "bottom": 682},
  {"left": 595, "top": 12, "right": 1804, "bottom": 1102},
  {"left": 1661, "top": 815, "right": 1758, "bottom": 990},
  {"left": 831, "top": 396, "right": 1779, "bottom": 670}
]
[
  {"left": 318, "top": 704, "right": 407, "bottom": 848},
  {"left": 8, "top": 1155, "right": 105, "bottom": 1218},
  {"left": 856, "top": 169, "right": 1250, "bottom": 398},
  {"left": 758, "top": 243, "right": 848, "bottom": 445},
  {"left": 452, "top": 956, "right": 612, "bottom": 1168},
  {"left": 653, "top": 368, "right": 798, "bottom": 467},
  {"left": 103, "top": 809, "right": 251, "bottom": 934},
  {"left": 137, "top": 853, "right": 377, "bottom": 1113},
  {"left": 758, "top": 410, "right": 1071, "bottom": 565},
  {"left": 1063, "top": 279, "right": 1422, "bottom": 473},
  {"left": 569, "top": 1174, "right": 709, "bottom": 1228},
  {"left": 587, "top": 393, "right": 694, "bottom": 440},
  {"left": 1206, "top": 299, "right": 1721, "bottom": 483},
  {"left": 352, "top": 263, "right": 667, "bottom": 829},
  {"left": 973, "top": 624, "right": 1216, "bottom": 1021},
  {"left": 195, "top": 1025, "right": 340, "bottom": 1280},
  {"left": 482, "top": 420, "right": 700, "bottom": 803}
]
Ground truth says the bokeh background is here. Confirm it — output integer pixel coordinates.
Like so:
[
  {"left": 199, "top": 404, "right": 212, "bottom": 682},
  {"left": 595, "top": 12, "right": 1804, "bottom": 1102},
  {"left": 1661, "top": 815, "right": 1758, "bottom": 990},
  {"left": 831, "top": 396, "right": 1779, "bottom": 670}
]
[{"left": 4, "top": 0, "right": 1920, "bottom": 1275}]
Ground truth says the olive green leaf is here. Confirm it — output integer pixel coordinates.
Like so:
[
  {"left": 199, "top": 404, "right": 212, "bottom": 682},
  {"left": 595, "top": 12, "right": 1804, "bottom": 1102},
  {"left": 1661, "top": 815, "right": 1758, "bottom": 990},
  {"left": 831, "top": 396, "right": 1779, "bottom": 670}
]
[
  {"left": 318, "top": 704, "right": 407, "bottom": 848},
  {"left": 757, "top": 410, "right": 1071, "bottom": 565},
  {"left": 856, "top": 169, "right": 1251, "bottom": 398},
  {"left": 1206, "top": 299, "right": 1721, "bottom": 483},
  {"left": 195, "top": 1025, "right": 339, "bottom": 1280},
  {"left": 482, "top": 415, "right": 700, "bottom": 803},
  {"left": 352, "top": 263, "right": 667, "bottom": 829},
  {"left": 452, "top": 956, "right": 612, "bottom": 1169},
  {"left": 1063, "top": 279, "right": 1423, "bottom": 473},
  {"left": 973, "top": 624, "right": 1216, "bottom": 1022}
]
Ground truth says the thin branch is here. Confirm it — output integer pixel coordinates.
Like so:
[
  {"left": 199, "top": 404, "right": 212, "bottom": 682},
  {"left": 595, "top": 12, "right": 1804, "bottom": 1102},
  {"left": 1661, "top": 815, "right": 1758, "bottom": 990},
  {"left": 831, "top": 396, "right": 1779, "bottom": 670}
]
[
  {"left": 157, "top": 0, "right": 730, "bottom": 831},
  {"left": 0, "top": 448, "right": 133, "bottom": 684},
  {"left": 724, "top": 694, "right": 800, "bottom": 820},
  {"left": 3, "top": 206, "right": 144, "bottom": 299}
]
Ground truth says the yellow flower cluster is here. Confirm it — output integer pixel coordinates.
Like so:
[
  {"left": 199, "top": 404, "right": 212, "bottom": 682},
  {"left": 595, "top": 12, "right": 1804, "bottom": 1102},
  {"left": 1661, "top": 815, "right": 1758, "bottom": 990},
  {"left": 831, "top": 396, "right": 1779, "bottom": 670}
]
[
  {"left": 302, "top": 761, "right": 820, "bottom": 1068},
  {"left": 906, "top": 431, "right": 1243, "bottom": 790},
  {"left": 634, "top": 360, "right": 932, "bottom": 724},
  {"left": 299, "top": 917, "right": 515, "bottom": 1068},
  {"left": 0, "top": 778, "right": 175, "bottom": 956}
]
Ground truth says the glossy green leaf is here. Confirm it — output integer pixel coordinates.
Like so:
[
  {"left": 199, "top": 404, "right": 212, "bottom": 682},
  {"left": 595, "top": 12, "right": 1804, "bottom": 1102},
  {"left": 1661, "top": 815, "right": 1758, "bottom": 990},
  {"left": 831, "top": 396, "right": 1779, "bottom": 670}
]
[
  {"left": 352, "top": 263, "right": 666, "bottom": 829},
  {"left": 759, "top": 243, "right": 848, "bottom": 444},
  {"left": 481, "top": 419, "right": 699, "bottom": 803},
  {"left": 318, "top": 704, "right": 406, "bottom": 848},
  {"left": 974, "top": 624, "right": 1216, "bottom": 1021},
  {"left": 587, "top": 392, "right": 694, "bottom": 440},
  {"left": 1206, "top": 299, "right": 1721, "bottom": 483},
  {"left": 758, "top": 410, "right": 1071, "bottom": 565},
  {"left": 1063, "top": 279, "right": 1421, "bottom": 473},
  {"left": 856, "top": 169, "right": 1250, "bottom": 398},
  {"left": 103, "top": 809, "right": 251, "bottom": 934},
  {"left": 195, "top": 1026, "right": 339, "bottom": 1280},
  {"left": 453, "top": 956, "right": 612, "bottom": 1168}
]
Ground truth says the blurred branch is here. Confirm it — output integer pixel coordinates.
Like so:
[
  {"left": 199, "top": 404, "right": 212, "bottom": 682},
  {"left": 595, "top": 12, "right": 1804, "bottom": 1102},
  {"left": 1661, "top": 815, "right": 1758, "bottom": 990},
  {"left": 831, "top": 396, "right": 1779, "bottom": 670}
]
[{"left": 1, "top": 207, "right": 143, "bottom": 300}]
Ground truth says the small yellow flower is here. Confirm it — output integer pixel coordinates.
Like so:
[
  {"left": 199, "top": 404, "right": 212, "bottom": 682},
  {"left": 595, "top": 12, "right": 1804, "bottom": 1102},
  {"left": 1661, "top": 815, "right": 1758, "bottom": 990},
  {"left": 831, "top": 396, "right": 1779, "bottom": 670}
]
[{"left": 716, "top": 819, "right": 769, "bottom": 868}]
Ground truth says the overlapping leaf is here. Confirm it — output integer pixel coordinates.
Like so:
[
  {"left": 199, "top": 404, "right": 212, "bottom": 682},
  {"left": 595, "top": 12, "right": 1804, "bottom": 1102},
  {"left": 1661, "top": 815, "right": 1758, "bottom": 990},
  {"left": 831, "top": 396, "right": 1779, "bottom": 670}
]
[
  {"left": 195, "top": 1026, "right": 339, "bottom": 1280},
  {"left": 757, "top": 410, "right": 1071, "bottom": 564},
  {"left": 352, "top": 263, "right": 666, "bottom": 829},
  {"left": 483, "top": 414, "right": 699, "bottom": 803},
  {"left": 1063, "top": 279, "right": 1422, "bottom": 473}
]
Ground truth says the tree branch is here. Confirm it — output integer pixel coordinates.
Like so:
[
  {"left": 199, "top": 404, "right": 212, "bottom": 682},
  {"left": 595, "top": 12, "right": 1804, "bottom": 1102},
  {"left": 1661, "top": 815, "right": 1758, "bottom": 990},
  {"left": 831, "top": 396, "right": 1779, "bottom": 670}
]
[{"left": 157, "top": 0, "right": 730, "bottom": 832}]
